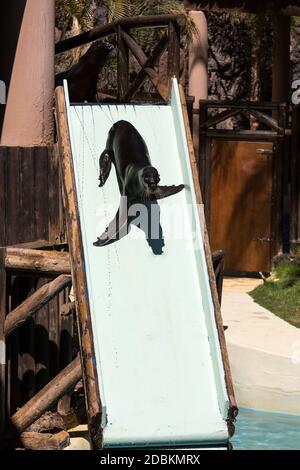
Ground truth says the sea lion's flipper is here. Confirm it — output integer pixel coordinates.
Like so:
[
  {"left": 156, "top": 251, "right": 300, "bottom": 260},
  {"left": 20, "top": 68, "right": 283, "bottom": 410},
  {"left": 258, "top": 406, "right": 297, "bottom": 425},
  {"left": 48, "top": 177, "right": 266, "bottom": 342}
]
[
  {"left": 93, "top": 196, "right": 129, "bottom": 247},
  {"left": 98, "top": 150, "right": 112, "bottom": 187},
  {"left": 154, "top": 184, "right": 185, "bottom": 200}
]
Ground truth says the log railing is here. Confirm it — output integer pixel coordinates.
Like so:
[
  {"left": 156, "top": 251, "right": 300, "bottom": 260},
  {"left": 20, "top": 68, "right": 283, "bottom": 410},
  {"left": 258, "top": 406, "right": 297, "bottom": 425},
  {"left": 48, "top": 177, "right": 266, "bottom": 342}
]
[
  {"left": 55, "top": 14, "right": 186, "bottom": 102},
  {"left": 0, "top": 243, "right": 77, "bottom": 450}
]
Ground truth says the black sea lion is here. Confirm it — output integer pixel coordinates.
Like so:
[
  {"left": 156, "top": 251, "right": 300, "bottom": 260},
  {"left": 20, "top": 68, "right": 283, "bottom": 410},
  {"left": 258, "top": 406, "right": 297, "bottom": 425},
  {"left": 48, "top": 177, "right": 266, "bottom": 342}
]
[{"left": 93, "top": 120, "right": 184, "bottom": 252}]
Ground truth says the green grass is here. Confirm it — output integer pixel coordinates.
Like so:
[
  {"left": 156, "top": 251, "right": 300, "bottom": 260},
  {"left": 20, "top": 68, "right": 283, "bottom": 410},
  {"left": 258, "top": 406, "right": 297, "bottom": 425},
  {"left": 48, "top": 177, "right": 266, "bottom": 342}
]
[{"left": 250, "top": 279, "right": 300, "bottom": 328}]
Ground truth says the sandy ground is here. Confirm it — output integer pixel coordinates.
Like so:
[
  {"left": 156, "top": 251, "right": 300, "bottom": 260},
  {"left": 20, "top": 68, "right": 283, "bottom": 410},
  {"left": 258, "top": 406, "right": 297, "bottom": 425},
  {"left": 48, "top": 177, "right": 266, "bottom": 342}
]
[{"left": 223, "top": 276, "right": 263, "bottom": 293}]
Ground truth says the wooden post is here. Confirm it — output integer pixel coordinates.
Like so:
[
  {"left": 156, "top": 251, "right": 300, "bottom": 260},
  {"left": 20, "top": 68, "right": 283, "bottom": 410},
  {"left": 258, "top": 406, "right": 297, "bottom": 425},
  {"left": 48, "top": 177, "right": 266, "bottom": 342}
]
[
  {"left": 117, "top": 26, "right": 129, "bottom": 101},
  {"left": 199, "top": 101, "right": 208, "bottom": 196},
  {"left": 272, "top": 15, "right": 291, "bottom": 105},
  {"left": 55, "top": 86, "right": 102, "bottom": 449},
  {"left": 10, "top": 355, "right": 81, "bottom": 434},
  {"left": 168, "top": 20, "right": 180, "bottom": 80}
]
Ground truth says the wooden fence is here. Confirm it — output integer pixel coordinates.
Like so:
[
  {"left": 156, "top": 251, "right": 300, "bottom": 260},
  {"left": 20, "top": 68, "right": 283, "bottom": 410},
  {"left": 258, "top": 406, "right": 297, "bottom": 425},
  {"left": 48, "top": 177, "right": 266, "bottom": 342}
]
[{"left": 0, "top": 146, "right": 65, "bottom": 247}]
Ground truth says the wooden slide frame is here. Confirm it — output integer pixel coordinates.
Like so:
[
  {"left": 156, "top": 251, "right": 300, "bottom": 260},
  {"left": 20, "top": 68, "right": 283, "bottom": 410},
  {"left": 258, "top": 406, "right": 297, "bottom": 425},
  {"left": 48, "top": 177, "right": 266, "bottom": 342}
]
[{"left": 55, "top": 87, "right": 102, "bottom": 449}]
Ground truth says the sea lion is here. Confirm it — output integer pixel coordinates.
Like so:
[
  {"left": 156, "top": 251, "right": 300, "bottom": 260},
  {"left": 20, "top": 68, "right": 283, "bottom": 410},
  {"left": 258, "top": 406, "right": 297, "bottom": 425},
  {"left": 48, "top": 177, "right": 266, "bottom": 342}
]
[{"left": 93, "top": 120, "right": 184, "bottom": 250}]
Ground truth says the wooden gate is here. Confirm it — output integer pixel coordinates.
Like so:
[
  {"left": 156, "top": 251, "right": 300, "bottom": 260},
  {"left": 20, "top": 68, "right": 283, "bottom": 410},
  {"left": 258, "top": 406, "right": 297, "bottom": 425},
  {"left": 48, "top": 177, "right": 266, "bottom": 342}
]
[
  {"left": 199, "top": 101, "right": 287, "bottom": 274},
  {"left": 210, "top": 140, "right": 273, "bottom": 273}
]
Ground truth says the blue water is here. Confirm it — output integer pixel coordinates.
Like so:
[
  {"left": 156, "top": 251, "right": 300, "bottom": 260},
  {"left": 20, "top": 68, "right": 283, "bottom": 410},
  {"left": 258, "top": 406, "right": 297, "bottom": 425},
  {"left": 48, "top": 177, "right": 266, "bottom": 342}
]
[{"left": 231, "top": 407, "right": 300, "bottom": 450}]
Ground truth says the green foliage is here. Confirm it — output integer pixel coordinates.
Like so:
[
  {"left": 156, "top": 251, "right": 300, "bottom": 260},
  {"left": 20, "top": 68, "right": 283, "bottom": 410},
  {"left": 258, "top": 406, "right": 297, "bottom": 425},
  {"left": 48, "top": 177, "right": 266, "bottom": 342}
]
[
  {"left": 56, "top": 0, "right": 95, "bottom": 30},
  {"left": 57, "top": 0, "right": 196, "bottom": 41},
  {"left": 250, "top": 255, "right": 300, "bottom": 328},
  {"left": 274, "top": 259, "right": 300, "bottom": 288},
  {"left": 250, "top": 279, "right": 300, "bottom": 328}
]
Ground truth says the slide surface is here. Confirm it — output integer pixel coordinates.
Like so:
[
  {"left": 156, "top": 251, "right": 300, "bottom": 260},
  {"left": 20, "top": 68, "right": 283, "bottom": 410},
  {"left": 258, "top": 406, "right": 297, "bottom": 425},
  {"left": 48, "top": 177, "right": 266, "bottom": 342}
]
[{"left": 64, "top": 79, "right": 230, "bottom": 448}]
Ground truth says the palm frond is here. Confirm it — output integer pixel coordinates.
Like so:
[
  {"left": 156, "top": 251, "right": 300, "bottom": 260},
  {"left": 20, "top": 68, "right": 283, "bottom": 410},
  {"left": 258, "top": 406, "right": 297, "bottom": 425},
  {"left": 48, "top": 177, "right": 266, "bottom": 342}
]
[{"left": 101, "top": 0, "right": 132, "bottom": 22}]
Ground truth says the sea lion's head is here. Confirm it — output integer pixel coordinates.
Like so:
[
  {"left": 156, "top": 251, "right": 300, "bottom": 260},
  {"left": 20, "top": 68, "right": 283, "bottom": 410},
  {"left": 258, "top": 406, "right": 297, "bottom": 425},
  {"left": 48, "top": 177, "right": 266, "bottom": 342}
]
[{"left": 141, "top": 166, "right": 160, "bottom": 190}]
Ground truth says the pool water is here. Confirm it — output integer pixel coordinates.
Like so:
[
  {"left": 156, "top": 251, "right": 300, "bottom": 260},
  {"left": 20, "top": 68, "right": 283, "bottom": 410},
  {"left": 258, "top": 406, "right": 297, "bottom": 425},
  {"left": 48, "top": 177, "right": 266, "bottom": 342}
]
[{"left": 231, "top": 407, "right": 300, "bottom": 450}]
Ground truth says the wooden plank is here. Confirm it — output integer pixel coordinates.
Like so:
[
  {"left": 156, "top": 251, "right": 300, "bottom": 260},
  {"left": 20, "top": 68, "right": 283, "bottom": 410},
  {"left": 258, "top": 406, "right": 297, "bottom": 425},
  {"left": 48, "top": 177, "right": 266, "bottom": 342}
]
[
  {"left": 48, "top": 294, "right": 60, "bottom": 381},
  {"left": 6, "top": 276, "right": 21, "bottom": 414},
  {"left": 117, "top": 26, "right": 129, "bottom": 101},
  {"left": 55, "top": 86, "right": 102, "bottom": 449},
  {"left": 20, "top": 148, "right": 35, "bottom": 244},
  {"left": 17, "top": 149, "right": 36, "bottom": 404},
  {"left": 6, "top": 147, "right": 21, "bottom": 245},
  {"left": 34, "top": 146, "right": 49, "bottom": 241},
  {"left": 5, "top": 248, "right": 71, "bottom": 276},
  {"left": 19, "top": 308, "right": 36, "bottom": 404},
  {"left": 0, "top": 148, "right": 7, "bottom": 246},
  {"left": 34, "top": 279, "right": 50, "bottom": 394},
  {"left": 4, "top": 275, "right": 72, "bottom": 337},
  {"left": 0, "top": 248, "right": 6, "bottom": 438},
  {"left": 48, "top": 145, "right": 62, "bottom": 244},
  {"left": 59, "top": 295, "right": 74, "bottom": 371},
  {"left": 10, "top": 355, "right": 81, "bottom": 434},
  {"left": 55, "top": 14, "right": 186, "bottom": 54},
  {"left": 178, "top": 84, "right": 238, "bottom": 432},
  {"left": 124, "top": 34, "right": 169, "bottom": 102}
]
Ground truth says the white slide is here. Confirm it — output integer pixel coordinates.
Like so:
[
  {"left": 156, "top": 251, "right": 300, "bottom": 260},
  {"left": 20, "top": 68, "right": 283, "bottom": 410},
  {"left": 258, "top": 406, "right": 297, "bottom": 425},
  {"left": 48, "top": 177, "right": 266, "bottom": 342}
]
[{"left": 64, "top": 78, "right": 232, "bottom": 449}]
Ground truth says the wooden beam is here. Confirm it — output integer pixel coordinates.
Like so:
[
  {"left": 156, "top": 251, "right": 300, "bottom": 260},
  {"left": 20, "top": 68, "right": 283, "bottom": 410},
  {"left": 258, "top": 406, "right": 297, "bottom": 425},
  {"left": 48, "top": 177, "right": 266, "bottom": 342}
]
[
  {"left": 117, "top": 26, "right": 129, "bottom": 101},
  {"left": 248, "top": 109, "right": 284, "bottom": 134},
  {"left": 199, "top": 109, "right": 240, "bottom": 129},
  {"left": 199, "top": 100, "right": 283, "bottom": 110},
  {"left": 55, "top": 14, "right": 186, "bottom": 54},
  {"left": 168, "top": 20, "right": 180, "bottom": 80},
  {"left": 5, "top": 248, "right": 71, "bottom": 276},
  {"left": 10, "top": 355, "right": 81, "bottom": 434},
  {"left": 124, "top": 34, "right": 169, "bottom": 101},
  {"left": 120, "top": 30, "right": 168, "bottom": 100},
  {"left": 178, "top": 84, "right": 238, "bottom": 431},
  {"left": 55, "top": 86, "right": 102, "bottom": 449},
  {"left": 4, "top": 275, "right": 72, "bottom": 337}
]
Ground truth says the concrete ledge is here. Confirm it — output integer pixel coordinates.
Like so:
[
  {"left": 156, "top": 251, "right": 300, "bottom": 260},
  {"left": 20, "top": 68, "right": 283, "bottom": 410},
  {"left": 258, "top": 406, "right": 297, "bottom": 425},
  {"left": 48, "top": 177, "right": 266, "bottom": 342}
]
[{"left": 222, "top": 281, "right": 300, "bottom": 414}]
